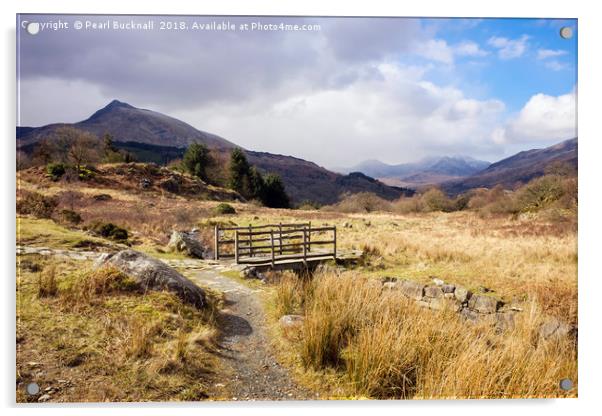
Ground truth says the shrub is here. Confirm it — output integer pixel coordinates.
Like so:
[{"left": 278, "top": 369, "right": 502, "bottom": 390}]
[
  {"left": 391, "top": 195, "right": 425, "bottom": 214},
  {"left": 515, "top": 175, "right": 565, "bottom": 212},
  {"left": 37, "top": 264, "right": 58, "bottom": 298},
  {"left": 421, "top": 188, "right": 454, "bottom": 212},
  {"left": 77, "top": 166, "right": 96, "bottom": 180},
  {"left": 17, "top": 191, "right": 58, "bottom": 218},
  {"left": 46, "top": 162, "right": 67, "bottom": 181},
  {"left": 214, "top": 203, "right": 236, "bottom": 215},
  {"left": 329, "top": 192, "right": 390, "bottom": 213},
  {"left": 58, "top": 209, "right": 82, "bottom": 225},
  {"left": 297, "top": 200, "right": 321, "bottom": 210},
  {"left": 90, "top": 221, "right": 129, "bottom": 241}
]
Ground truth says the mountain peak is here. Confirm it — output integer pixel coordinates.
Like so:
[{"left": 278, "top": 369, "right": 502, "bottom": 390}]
[
  {"left": 86, "top": 100, "right": 135, "bottom": 122},
  {"left": 105, "top": 99, "right": 134, "bottom": 109}
]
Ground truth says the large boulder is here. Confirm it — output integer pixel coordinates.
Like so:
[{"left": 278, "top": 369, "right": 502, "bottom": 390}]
[
  {"left": 167, "top": 230, "right": 205, "bottom": 258},
  {"left": 99, "top": 250, "right": 206, "bottom": 309}
]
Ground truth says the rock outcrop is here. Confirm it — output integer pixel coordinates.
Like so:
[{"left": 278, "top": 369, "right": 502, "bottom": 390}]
[
  {"left": 167, "top": 230, "right": 205, "bottom": 258},
  {"left": 98, "top": 249, "right": 206, "bottom": 309}
]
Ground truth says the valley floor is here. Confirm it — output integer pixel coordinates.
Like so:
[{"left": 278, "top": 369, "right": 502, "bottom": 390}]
[{"left": 16, "top": 169, "right": 578, "bottom": 401}]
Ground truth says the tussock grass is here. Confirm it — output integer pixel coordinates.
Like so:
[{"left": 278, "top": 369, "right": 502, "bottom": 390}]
[
  {"left": 16, "top": 257, "right": 220, "bottom": 402},
  {"left": 274, "top": 272, "right": 577, "bottom": 399},
  {"left": 37, "top": 264, "right": 58, "bottom": 298}
]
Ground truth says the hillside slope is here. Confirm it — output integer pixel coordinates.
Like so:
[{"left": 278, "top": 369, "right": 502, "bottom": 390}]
[
  {"left": 441, "top": 138, "right": 577, "bottom": 194},
  {"left": 17, "top": 100, "right": 409, "bottom": 205}
]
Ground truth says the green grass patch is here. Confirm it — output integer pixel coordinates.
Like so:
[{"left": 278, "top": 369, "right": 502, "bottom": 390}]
[{"left": 17, "top": 217, "right": 109, "bottom": 249}]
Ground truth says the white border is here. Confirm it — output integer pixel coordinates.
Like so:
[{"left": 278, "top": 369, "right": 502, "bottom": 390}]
[{"left": 2, "top": 1, "right": 601, "bottom": 415}]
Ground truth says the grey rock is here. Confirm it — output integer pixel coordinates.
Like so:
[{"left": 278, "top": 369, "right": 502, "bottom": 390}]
[
  {"left": 443, "top": 292, "right": 455, "bottom": 300},
  {"left": 101, "top": 249, "right": 206, "bottom": 309},
  {"left": 425, "top": 297, "right": 446, "bottom": 310},
  {"left": 167, "top": 230, "right": 205, "bottom": 258},
  {"left": 459, "top": 307, "right": 481, "bottom": 322},
  {"left": 454, "top": 286, "right": 472, "bottom": 303},
  {"left": 382, "top": 281, "right": 398, "bottom": 290},
  {"left": 38, "top": 394, "right": 51, "bottom": 402},
  {"left": 495, "top": 312, "right": 516, "bottom": 332},
  {"left": 432, "top": 278, "right": 445, "bottom": 286},
  {"left": 539, "top": 317, "right": 576, "bottom": 341},
  {"left": 424, "top": 286, "right": 444, "bottom": 298},
  {"left": 441, "top": 284, "right": 456, "bottom": 293},
  {"left": 468, "top": 294, "right": 501, "bottom": 314},
  {"left": 139, "top": 178, "right": 152, "bottom": 189},
  {"left": 398, "top": 280, "right": 425, "bottom": 300},
  {"left": 279, "top": 314, "right": 304, "bottom": 329}
]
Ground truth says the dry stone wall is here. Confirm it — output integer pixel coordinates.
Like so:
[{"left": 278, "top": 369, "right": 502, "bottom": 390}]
[{"left": 377, "top": 277, "right": 575, "bottom": 341}]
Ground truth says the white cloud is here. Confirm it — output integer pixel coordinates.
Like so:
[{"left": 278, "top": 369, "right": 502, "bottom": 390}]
[
  {"left": 544, "top": 60, "right": 569, "bottom": 71},
  {"left": 487, "top": 35, "right": 529, "bottom": 59},
  {"left": 179, "top": 63, "right": 506, "bottom": 166},
  {"left": 537, "top": 48, "right": 568, "bottom": 60},
  {"left": 493, "top": 90, "right": 576, "bottom": 144},
  {"left": 415, "top": 39, "right": 455, "bottom": 64},
  {"left": 413, "top": 39, "right": 489, "bottom": 65},
  {"left": 454, "top": 41, "right": 489, "bottom": 57}
]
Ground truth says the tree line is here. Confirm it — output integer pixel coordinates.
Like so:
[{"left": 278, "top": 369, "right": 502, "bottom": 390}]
[
  {"left": 20, "top": 126, "right": 290, "bottom": 209},
  {"left": 182, "top": 144, "right": 290, "bottom": 208}
]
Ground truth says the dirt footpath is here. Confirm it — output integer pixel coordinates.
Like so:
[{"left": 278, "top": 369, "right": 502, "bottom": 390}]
[{"left": 187, "top": 269, "right": 315, "bottom": 401}]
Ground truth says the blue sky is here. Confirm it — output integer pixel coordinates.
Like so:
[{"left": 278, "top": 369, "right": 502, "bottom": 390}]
[
  {"left": 18, "top": 15, "right": 578, "bottom": 166},
  {"left": 420, "top": 18, "right": 577, "bottom": 112}
]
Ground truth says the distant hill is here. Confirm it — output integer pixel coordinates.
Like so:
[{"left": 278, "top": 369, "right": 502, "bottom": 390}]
[
  {"left": 441, "top": 138, "right": 577, "bottom": 195},
  {"left": 17, "top": 100, "right": 235, "bottom": 150},
  {"left": 340, "top": 155, "right": 490, "bottom": 187},
  {"left": 16, "top": 100, "right": 411, "bottom": 205}
]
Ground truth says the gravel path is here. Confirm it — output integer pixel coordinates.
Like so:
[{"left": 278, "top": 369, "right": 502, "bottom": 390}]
[
  {"left": 17, "top": 245, "right": 315, "bottom": 401},
  {"left": 186, "top": 269, "right": 315, "bottom": 401}
]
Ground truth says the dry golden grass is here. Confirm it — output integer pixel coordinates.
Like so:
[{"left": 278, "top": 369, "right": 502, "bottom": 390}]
[
  {"left": 16, "top": 257, "right": 220, "bottom": 402},
  {"left": 222, "top": 209, "right": 576, "bottom": 323},
  {"left": 274, "top": 272, "right": 577, "bottom": 399},
  {"left": 17, "top": 167, "right": 578, "bottom": 400}
]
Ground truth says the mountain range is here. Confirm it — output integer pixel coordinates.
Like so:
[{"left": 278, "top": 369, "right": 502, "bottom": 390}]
[
  {"left": 16, "top": 100, "right": 413, "bottom": 205},
  {"left": 16, "top": 100, "right": 577, "bottom": 203},
  {"left": 338, "top": 156, "right": 491, "bottom": 188}
]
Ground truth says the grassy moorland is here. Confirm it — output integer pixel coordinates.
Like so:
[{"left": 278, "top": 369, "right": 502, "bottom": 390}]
[
  {"left": 16, "top": 161, "right": 577, "bottom": 400},
  {"left": 16, "top": 255, "right": 221, "bottom": 402}
]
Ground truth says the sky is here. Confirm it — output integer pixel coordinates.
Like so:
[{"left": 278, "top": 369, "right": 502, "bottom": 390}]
[{"left": 17, "top": 15, "right": 577, "bottom": 168}]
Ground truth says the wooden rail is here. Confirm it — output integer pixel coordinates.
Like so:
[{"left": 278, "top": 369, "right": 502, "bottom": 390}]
[{"left": 214, "top": 222, "right": 337, "bottom": 266}]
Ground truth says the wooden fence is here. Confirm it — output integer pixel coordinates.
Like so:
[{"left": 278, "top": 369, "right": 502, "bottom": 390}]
[{"left": 214, "top": 223, "right": 337, "bottom": 265}]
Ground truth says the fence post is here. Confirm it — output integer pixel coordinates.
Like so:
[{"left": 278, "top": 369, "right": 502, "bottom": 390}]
[
  {"left": 235, "top": 230, "right": 239, "bottom": 264},
  {"left": 332, "top": 227, "right": 337, "bottom": 261},
  {"left": 307, "top": 221, "right": 311, "bottom": 252},
  {"left": 270, "top": 230, "right": 275, "bottom": 266},
  {"left": 214, "top": 225, "right": 219, "bottom": 260},
  {"left": 248, "top": 225, "right": 253, "bottom": 257},
  {"left": 303, "top": 226, "right": 308, "bottom": 262},
  {"left": 278, "top": 223, "right": 283, "bottom": 255}
]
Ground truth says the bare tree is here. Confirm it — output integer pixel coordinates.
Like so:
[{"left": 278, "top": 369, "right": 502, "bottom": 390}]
[{"left": 53, "top": 127, "right": 101, "bottom": 173}]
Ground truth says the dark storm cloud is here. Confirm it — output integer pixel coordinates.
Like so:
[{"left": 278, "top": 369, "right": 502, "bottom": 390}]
[{"left": 18, "top": 15, "right": 425, "bottom": 113}]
